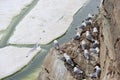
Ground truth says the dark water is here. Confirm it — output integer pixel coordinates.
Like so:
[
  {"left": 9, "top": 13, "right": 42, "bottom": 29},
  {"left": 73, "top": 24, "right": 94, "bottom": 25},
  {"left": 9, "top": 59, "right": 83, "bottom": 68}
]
[{"left": 3, "top": 0, "right": 100, "bottom": 80}]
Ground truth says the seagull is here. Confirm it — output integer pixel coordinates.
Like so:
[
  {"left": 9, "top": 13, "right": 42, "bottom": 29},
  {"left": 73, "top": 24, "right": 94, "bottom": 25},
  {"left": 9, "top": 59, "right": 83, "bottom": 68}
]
[
  {"left": 77, "top": 28, "right": 83, "bottom": 36},
  {"left": 86, "top": 20, "right": 92, "bottom": 26},
  {"left": 79, "top": 21, "right": 87, "bottom": 29},
  {"left": 93, "top": 27, "right": 98, "bottom": 33},
  {"left": 86, "top": 13, "right": 93, "bottom": 20},
  {"left": 63, "top": 53, "right": 74, "bottom": 66},
  {"left": 53, "top": 40, "right": 59, "bottom": 50},
  {"left": 86, "top": 31, "right": 95, "bottom": 42},
  {"left": 81, "top": 40, "right": 86, "bottom": 50},
  {"left": 93, "top": 27, "right": 98, "bottom": 37},
  {"left": 73, "top": 32, "right": 81, "bottom": 40},
  {"left": 90, "top": 65, "right": 101, "bottom": 78},
  {"left": 90, "top": 47, "right": 99, "bottom": 54},
  {"left": 90, "top": 47, "right": 97, "bottom": 54},
  {"left": 95, "top": 47, "right": 100, "bottom": 54},
  {"left": 90, "top": 47, "right": 99, "bottom": 61},
  {"left": 92, "top": 40, "right": 99, "bottom": 48},
  {"left": 73, "top": 66, "right": 83, "bottom": 74},
  {"left": 84, "top": 49, "right": 90, "bottom": 60}
]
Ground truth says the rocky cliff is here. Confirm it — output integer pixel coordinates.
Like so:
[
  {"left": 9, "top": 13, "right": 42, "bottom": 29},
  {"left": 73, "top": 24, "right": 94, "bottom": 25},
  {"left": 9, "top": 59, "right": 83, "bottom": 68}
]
[
  {"left": 99, "top": 0, "right": 120, "bottom": 80},
  {"left": 38, "top": 0, "right": 120, "bottom": 80}
]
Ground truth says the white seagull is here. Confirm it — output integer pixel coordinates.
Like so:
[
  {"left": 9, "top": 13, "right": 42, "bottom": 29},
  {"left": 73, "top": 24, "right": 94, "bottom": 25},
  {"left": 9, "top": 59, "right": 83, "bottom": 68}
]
[
  {"left": 86, "top": 31, "right": 94, "bottom": 42},
  {"left": 53, "top": 40, "right": 59, "bottom": 50},
  {"left": 90, "top": 47, "right": 99, "bottom": 54},
  {"left": 92, "top": 40, "right": 99, "bottom": 48},
  {"left": 86, "top": 19, "right": 92, "bottom": 26},
  {"left": 63, "top": 53, "right": 74, "bottom": 66},
  {"left": 95, "top": 47, "right": 100, "bottom": 54},
  {"left": 86, "top": 13, "right": 93, "bottom": 20},
  {"left": 90, "top": 65, "right": 101, "bottom": 78},
  {"left": 79, "top": 21, "right": 87, "bottom": 29},
  {"left": 74, "top": 32, "right": 81, "bottom": 40},
  {"left": 73, "top": 67, "right": 83, "bottom": 74},
  {"left": 81, "top": 40, "right": 86, "bottom": 50},
  {"left": 93, "top": 27, "right": 98, "bottom": 33},
  {"left": 84, "top": 49, "right": 90, "bottom": 60}
]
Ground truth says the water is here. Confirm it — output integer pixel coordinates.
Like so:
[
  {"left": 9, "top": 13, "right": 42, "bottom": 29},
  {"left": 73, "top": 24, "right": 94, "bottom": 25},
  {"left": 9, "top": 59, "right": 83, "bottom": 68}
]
[{"left": 2, "top": 0, "right": 100, "bottom": 80}]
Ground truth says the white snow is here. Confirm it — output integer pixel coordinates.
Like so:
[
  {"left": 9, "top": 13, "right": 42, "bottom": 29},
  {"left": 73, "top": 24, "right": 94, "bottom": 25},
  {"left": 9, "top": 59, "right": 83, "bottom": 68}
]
[
  {"left": 9, "top": 0, "right": 88, "bottom": 44},
  {"left": 0, "top": 0, "right": 33, "bottom": 31},
  {"left": 0, "top": 46, "right": 41, "bottom": 79}
]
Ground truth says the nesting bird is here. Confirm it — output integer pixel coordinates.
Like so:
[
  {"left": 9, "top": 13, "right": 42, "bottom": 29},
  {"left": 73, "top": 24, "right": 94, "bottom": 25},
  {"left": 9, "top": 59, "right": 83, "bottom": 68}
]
[
  {"left": 73, "top": 66, "right": 83, "bottom": 74},
  {"left": 90, "top": 65, "right": 101, "bottom": 78},
  {"left": 86, "top": 31, "right": 94, "bottom": 42},
  {"left": 63, "top": 53, "right": 74, "bottom": 66},
  {"left": 81, "top": 40, "right": 86, "bottom": 50},
  {"left": 83, "top": 49, "right": 90, "bottom": 60},
  {"left": 74, "top": 32, "right": 81, "bottom": 40},
  {"left": 53, "top": 40, "right": 59, "bottom": 50}
]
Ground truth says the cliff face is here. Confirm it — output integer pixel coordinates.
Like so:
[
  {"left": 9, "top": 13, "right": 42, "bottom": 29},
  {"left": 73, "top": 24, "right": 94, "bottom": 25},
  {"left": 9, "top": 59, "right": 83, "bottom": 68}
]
[
  {"left": 99, "top": 0, "right": 120, "bottom": 80},
  {"left": 38, "top": 0, "right": 120, "bottom": 80}
]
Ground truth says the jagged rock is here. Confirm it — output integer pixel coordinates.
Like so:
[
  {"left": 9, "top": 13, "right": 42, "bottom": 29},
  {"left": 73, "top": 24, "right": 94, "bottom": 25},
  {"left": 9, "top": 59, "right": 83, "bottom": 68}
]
[{"left": 98, "top": 0, "right": 120, "bottom": 80}]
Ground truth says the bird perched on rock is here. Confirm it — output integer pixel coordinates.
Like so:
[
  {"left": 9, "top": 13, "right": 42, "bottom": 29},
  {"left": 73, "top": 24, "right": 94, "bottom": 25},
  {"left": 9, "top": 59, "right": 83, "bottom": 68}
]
[
  {"left": 79, "top": 21, "right": 87, "bottom": 29},
  {"left": 81, "top": 40, "right": 86, "bottom": 50},
  {"left": 90, "top": 65, "right": 101, "bottom": 78},
  {"left": 53, "top": 40, "right": 59, "bottom": 50},
  {"left": 83, "top": 49, "right": 90, "bottom": 61},
  {"left": 73, "top": 66, "right": 83, "bottom": 74},
  {"left": 86, "top": 13, "right": 93, "bottom": 21},
  {"left": 93, "top": 27, "right": 98, "bottom": 37},
  {"left": 90, "top": 47, "right": 97, "bottom": 54},
  {"left": 63, "top": 53, "right": 74, "bottom": 66},
  {"left": 86, "top": 31, "right": 94, "bottom": 42},
  {"left": 91, "top": 40, "right": 99, "bottom": 48},
  {"left": 90, "top": 47, "right": 99, "bottom": 61},
  {"left": 73, "top": 32, "right": 81, "bottom": 40},
  {"left": 95, "top": 47, "right": 99, "bottom": 54},
  {"left": 90, "top": 47, "right": 99, "bottom": 54},
  {"left": 93, "top": 27, "right": 98, "bottom": 33},
  {"left": 77, "top": 28, "right": 83, "bottom": 36},
  {"left": 86, "top": 20, "right": 92, "bottom": 26}
]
